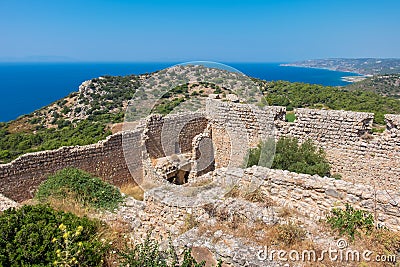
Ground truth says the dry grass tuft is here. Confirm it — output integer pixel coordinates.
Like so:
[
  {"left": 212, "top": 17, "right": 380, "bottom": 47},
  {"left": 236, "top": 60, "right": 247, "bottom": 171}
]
[
  {"left": 44, "top": 195, "right": 95, "bottom": 217},
  {"left": 180, "top": 213, "right": 199, "bottom": 234},
  {"left": 224, "top": 185, "right": 275, "bottom": 207},
  {"left": 120, "top": 183, "right": 144, "bottom": 201}
]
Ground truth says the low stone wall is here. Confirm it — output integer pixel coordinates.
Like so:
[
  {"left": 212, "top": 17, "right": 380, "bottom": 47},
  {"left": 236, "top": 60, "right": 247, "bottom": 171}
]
[
  {"left": 0, "top": 111, "right": 211, "bottom": 203},
  {"left": 1, "top": 98, "right": 400, "bottom": 203},
  {"left": 215, "top": 166, "right": 400, "bottom": 231},
  {"left": 0, "top": 130, "right": 142, "bottom": 202}
]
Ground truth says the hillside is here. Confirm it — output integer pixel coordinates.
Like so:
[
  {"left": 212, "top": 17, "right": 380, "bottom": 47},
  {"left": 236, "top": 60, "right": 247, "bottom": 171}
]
[
  {"left": 345, "top": 73, "right": 400, "bottom": 98},
  {"left": 1, "top": 65, "right": 400, "bottom": 163},
  {"left": 282, "top": 58, "right": 400, "bottom": 75}
]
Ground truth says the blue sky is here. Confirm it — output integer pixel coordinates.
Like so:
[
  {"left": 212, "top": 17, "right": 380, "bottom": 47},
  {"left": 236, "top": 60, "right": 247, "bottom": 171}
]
[{"left": 0, "top": 0, "right": 399, "bottom": 62}]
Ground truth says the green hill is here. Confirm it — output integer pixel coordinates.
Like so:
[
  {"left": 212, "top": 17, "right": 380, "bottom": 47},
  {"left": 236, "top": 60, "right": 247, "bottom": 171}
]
[{"left": 345, "top": 74, "right": 400, "bottom": 98}]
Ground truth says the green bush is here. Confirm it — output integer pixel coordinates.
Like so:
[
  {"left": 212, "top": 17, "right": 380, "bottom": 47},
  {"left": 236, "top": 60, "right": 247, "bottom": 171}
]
[
  {"left": 118, "top": 234, "right": 222, "bottom": 267},
  {"left": 0, "top": 204, "right": 106, "bottom": 266},
  {"left": 245, "top": 137, "right": 331, "bottom": 177},
  {"left": 273, "top": 137, "right": 331, "bottom": 177},
  {"left": 245, "top": 139, "right": 275, "bottom": 168},
  {"left": 326, "top": 204, "right": 374, "bottom": 240},
  {"left": 285, "top": 113, "right": 296, "bottom": 122},
  {"left": 36, "top": 168, "right": 124, "bottom": 211}
]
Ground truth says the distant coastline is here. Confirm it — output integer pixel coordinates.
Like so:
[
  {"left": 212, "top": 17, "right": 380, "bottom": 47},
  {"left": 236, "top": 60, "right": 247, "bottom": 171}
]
[
  {"left": 280, "top": 63, "right": 364, "bottom": 83},
  {"left": 281, "top": 58, "right": 400, "bottom": 76},
  {"left": 280, "top": 63, "right": 363, "bottom": 75}
]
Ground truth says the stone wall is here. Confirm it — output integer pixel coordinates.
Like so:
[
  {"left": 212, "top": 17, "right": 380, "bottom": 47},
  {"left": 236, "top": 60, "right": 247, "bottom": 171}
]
[
  {"left": 283, "top": 109, "right": 400, "bottom": 189},
  {"left": 1, "top": 98, "right": 400, "bottom": 202},
  {"left": 144, "top": 112, "right": 209, "bottom": 159},
  {"left": 216, "top": 166, "right": 400, "bottom": 231},
  {"left": 0, "top": 130, "right": 142, "bottom": 202},
  {"left": 0, "top": 112, "right": 211, "bottom": 202},
  {"left": 207, "top": 99, "right": 400, "bottom": 191},
  {"left": 206, "top": 99, "right": 279, "bottom": 168}
]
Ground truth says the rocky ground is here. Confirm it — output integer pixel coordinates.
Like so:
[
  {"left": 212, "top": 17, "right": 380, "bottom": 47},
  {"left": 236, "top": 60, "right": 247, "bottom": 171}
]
[{"left": 0, "top": 193, "right": 19, "bottom": 211}]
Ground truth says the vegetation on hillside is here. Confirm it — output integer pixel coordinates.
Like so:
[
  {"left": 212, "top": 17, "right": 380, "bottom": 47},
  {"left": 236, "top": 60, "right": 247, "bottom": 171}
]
[
  {"left": 36, "top": 168, "right": 124, "bottom": 211},
  {"left": 0, "top": 120, "right": 112, "bottom": 163},
  {"left": 118, "top": 233, "right": 222, "bottom": 267},
  {"left": 261, "top": 80, "right": 400, "bottom": 124},
  {"left": 246, "top": 136, "right": 333, "bottom": 177},
  {"left": 345, "top": 74, "right": 400, "bottom": 98},
  {"left": 283, "top": 58, "right": 400, "bottom": 75}
]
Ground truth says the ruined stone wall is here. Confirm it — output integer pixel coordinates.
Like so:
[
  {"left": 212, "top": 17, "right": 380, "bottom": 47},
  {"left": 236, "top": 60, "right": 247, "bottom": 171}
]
[
  {"left": 190, "top": 125, "right": 215, "bottom": 177},
  {"left": 0, "top": 130, "right": 143, "bottom": 202},
  {"left": 216, "top": 166, "right": 400, "bottom": 231},
  {"left": 144, "top": 112, "right": 209, "bottom": 159},
  {"left": 282, "top": 109, "right": 400, "bottom": 189},
  {"left": 206, "top": 99, "right": 281, "bottom": 168},
  {"left": 0, "top": 112, "right": 211, "bottom": 203},
  {"left": 207, "top": 99, "right": 400, "bottom": 190}
]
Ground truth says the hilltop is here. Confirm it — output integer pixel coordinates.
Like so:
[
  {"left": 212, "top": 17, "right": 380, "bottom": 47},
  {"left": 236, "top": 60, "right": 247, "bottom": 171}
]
[
  {"left": 345, "top": 73, "right": 400, "bottom": 98},
  {"left": 282, "top": 58, "right": 400, "bottom": 75}
]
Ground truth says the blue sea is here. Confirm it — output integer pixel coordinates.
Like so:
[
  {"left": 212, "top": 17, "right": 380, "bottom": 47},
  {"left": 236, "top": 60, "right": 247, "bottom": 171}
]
[{"left": 0, "top": 62, "right": 360, "bottom": 122}]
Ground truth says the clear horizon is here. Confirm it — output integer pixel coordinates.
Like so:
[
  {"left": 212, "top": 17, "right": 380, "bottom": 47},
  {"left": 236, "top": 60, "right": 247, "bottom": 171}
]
[
  {"left": 1, "top": 0, "right": 399, "bottom": 62},
  {"left": 0, "top": 58, "right": 399, "bottom": 64}
]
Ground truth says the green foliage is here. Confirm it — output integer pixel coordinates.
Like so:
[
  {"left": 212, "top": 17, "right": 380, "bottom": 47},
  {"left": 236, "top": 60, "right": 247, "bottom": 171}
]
[
  {"left": 245, "top": 139, "right": 275, "bottom": 169},
  {"left": 371, "top": 127, "right": 385, "bottom": 133},
  {"left": 346, "top": 74, "right": 400, "bottom": 98},
  {"left": 326, "top": 204, "right": 375, "bottom": 240},
  {"left": 153, "top": 98, "right": 186, "bottom": 115},
  {"left": 273, "top": 137, "right": 331, "bottom": 177},
  {"left": 36, "top": 168, "right": 124, "bottom": 211},
  {"left": 263, "top": 80, "right": 400, "bottom": 124},
  {"left": 330, "top": 173, "right": 342, "bottom": 180},
  {"left": 118, "top": 234, "right": 222, "bottom": 267},
  {"left": 0, "top": 120, "right": 112, "bottom": 163},
  {"left": 285, "top": 113, "right": 296, "bottom": 122},
  {"left": 246, "top": 137, "right": 331, "bottom": 177},
  {"left": 0, "top": 204, "right": 106, "bottom": 266}
]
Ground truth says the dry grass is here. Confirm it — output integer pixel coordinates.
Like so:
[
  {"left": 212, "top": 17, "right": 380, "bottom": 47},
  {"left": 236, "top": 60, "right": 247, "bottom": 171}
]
[
  {"left": 276, "top": 206, "right": 299, "bottom": 218},
  {"left": 44, "top": 195, "right": 95, "bottom": 217},
  {"left": 224, "top": 185, "right": 275, "bottom": 207},
  {"left": 224, "top": 185, "right": 241, "bottom": 198},
  {"left": 7, "top": 116, "right": 36, "bottom": 133},
  {"left": 120, "top": 183, "right": 144, "bottom": 201},
  {"left": 180, "top": 213, "right": 199, "bottom": 234}
]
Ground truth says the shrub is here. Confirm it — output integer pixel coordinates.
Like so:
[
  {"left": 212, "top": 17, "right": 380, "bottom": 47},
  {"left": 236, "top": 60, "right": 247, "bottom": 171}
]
[
  {"left": 245, "top": 139, "right": 275, "bottom": 168},
  {"left": 276, "top": 222, "right": 307, "bottom": 246},
  {"left": 285, "top": 112, "right": 296, "bottom": 122},
  {"left": 273, "top": 137, "right": 331, "bottom": 177},
  {"left": 326, "top": 204, "right": 374, "bottom": 240},
  {"left": 245, "top": 137, "right": 331, "bottom": 177},
  {"left": 36, "top": 168, "right": 124, "bottom": 211},
  {"left": 0, "top": 204, "right": 106, "bottom": 266}
]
